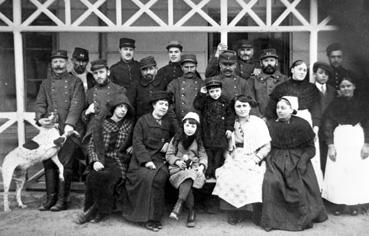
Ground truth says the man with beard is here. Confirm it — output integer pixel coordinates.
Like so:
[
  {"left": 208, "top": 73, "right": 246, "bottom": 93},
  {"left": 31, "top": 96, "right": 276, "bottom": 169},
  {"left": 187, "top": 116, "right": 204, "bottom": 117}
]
[
  {"left": 250, "top": 48, "right": 288, "bottom": 116},
  {"left": 205, "top": 40, "right": 260, "bottom": 80},
  {"left": 82, "top": 59, "right": 128, "bottom": 161},
  {"left": 110, "top": 38, "right": 141, "bottom": 104},
  {"left": 167, "top": 54, "right": 204, "bottom": 124},
  {"left": 156, "top": 41, "right": 184, "bottom": 89},
  {"left": 326, "top": 43, "right": 355, "bottom": 93},
  {"left": 35, "top": 50, "right": 85, "bottom": 211},
  {"left": 69, "top": 47, "right": 95, "bottom": 92},
  {"left": 132, "top": 56, "right": 167, "bottom": 118}
]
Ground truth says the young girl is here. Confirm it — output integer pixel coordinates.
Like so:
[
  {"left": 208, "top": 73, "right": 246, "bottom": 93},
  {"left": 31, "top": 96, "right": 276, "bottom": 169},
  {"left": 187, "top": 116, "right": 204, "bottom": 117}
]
[{"left": 166, "top": 112, "right": 208, "bottom": 227}]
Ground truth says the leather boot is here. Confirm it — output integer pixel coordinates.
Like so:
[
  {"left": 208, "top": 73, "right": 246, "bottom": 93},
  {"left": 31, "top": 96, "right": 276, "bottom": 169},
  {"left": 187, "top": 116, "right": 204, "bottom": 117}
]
[
  {"left": 169, "top": 199, "right": 183, "bottom": 220},
  {"left": 186, "top": 208, "right": 196, "bottom": 227},
  {"left": 39, "top": 169, "right": 57, "bottom": 211},
  {"left": 74, "top": 203, "right": 97, "bottom": 224},
  {"left": 50, "top": 180, "right": 67, "bottom": 211}
]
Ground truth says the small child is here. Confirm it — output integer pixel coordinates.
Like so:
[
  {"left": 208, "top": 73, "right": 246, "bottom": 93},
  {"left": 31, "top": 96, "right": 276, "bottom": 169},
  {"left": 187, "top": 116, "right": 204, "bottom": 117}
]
[
  {"left": 193, "top": 77, "right": 234, "bottom": 179},
  {"left": 313, "top": 62, "right": 336, "bottom": 175},
  {"left": 166, "top": 112, "right": 208, "bottom": 227}
]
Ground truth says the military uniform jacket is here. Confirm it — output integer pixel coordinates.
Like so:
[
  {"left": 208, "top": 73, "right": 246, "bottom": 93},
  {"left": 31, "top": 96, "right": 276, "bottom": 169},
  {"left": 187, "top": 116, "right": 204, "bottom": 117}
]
[
  {"left": 82, "top": 80, "right": 127, "bottom": 139},
  {"left": 205, "top": 56, "right": 259, "bottom": 80},
  {"left": 167, "top": 75, "right": 204, "bottom": 122},
  {"left": 110, "top": 59, "right": 141, "bottom": 104},
  {"left": 132, "top": 75, "right": 167, "bottom": 119},
  {"left": 213, "top": 74, "right": 254, "bottom": 102},
  {"left": 250, "top": 70, "right": 288, "bottom": 116},
  {"left": 35, "top": 71, "right": 85, "bottom": 144},
  {"left": 156, "top": 61, "right": 183, "bottom": 89}
]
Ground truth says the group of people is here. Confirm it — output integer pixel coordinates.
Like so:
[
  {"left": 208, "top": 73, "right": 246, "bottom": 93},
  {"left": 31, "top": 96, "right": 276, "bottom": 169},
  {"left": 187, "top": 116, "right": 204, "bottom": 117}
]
[{"left": 33, "top": 37, "right": 369, "bottom": 232}]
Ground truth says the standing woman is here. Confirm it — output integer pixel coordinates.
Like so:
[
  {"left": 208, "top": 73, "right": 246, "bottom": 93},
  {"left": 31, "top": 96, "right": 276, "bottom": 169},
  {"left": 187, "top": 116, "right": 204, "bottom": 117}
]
[
  {"left": 322, "top": 77, "right": 369, "bottom": 215},
  {"left": 212, "top": 95, "right": 271, "bottom": 225},
  {"left": 123, "top": 91, "right": 176, "bottom": 232},
  {"left": 264, "top": 60, "right": 323, "bottom": 189},
  {"left": 75, "top": 93, "right": 134, "bottom": 224},
  {"left": 261, "top": 96, "right": 327, "bottom": 231},
  {"left": 166, "top": 112, "right": 207, "bottom": 227}
]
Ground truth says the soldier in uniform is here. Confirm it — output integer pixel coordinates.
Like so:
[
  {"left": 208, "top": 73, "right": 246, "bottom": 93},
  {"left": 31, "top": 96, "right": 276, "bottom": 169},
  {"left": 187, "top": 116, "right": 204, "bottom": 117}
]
[
  {"left": 205, "top": 39, "right": 260, "bottom": 80},
  {"left": 207, "top": 50, "right": 255, "bottom": 104},
  {"left": 110, "top": 38, "right": 141, "bottom": 103},
  {"left": 69, "top": 47, "right": 95, "bottom": 92},
  {"left": 156, "top": 41, "right": 184, "bottom": 89},
  {"left": 35, "top": 50, "right": 85, "bottom": 211},
  {"left": 132, "top": 56, "right": 167, "bottom": 118},
  {"left": 167, "top": 54, "right": 204, "bottom": 124},
  {"left": 82, "top": 59, "right": 128, "bottom": 162},
  {"left": 326, "top": 43, "right": 354, "bottom": 92},
  {"left": 250, "top": 48, "right": 288, "bottom": 116}
]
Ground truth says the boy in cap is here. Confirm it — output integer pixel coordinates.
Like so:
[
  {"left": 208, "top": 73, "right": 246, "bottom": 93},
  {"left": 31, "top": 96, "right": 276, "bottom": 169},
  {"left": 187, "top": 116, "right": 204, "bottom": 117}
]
[
  {"left": 35, "top": 50, "right": 85, "bottom": 211},
  {"left": 193, "top": 76, "right": 234, "bottom": 179},
  {"left": 167, "top": 54, "right": 204, "bottom": 125},
  {"left": 70, "top": 47, "right": 95, "bottom": 92},
  {"left": 313, "top": 61, "right": 336, "bottom": 175},
  {"left": 110, "top": 37, "right": 141, "bottom": 104},
  {"left": 249, "top": 48, "right": 288, "bottom": 116},
  {"left": 156, "top": 41, "right": 184, "bottom": 89}
]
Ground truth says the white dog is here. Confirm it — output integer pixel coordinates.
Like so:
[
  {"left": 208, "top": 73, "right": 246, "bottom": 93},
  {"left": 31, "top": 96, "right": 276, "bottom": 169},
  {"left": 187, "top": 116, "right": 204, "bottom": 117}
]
[{"left": 1, "top": 112, "right": 78, "bottom": 212}]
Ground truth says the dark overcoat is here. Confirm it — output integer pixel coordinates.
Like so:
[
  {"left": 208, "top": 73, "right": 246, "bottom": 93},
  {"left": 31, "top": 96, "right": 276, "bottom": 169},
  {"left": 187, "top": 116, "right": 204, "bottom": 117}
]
[
  {"left": 124, "top": 113, "right": 175, "bottom": 222},
  {"left": 110, "top": 59, "right": 141, "bottom": 104},
  {"left": 35, "top": 71, "right": 85, "bottom": 145},
  {"left": 156, "top": 61, "right": 183, "bottom": 89}
]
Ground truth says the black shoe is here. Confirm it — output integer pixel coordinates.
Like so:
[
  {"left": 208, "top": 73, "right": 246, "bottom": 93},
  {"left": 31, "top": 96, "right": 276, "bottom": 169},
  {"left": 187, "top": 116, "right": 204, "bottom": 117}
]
[
  {"left": 227, "top": 212, "right": 240, "bottom": 225},
  {"left": 51, "top": 181, "right": 67, "bottom": 211},
  {"left": 39, "top": 193, "right": 57, "bottom": 211},
  {"left": 145, "top": 221, "right": 159, "bottom": 232},
  {"left": 39, "top": 169, "right": 58, "bottom": 211},
  {"left": 90, "top": 213, "right": 105, "bottom": 223},
  {"left": 186, "top": 209, "right": 196, "bottom": 227}
]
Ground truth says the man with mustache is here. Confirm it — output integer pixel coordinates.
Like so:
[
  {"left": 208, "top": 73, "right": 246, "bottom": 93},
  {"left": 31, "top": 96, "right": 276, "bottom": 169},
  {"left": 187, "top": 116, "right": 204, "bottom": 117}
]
[
  {"left": 156, "top": 41, "right": 184, "bottom": 89},
  {"left": 249, "top": 48, "right": 288, "bottom": 116},
  {"left": 131, "top": 56, "right": 167, "bottom": 119},
  {"left": 35, "top": 50, "right": 85, "bottom": 211},
  {"left": 82, "top": 59, "right": 128, "bottom": 162},
  {"left": 166, "top": 54, "right": 204, "bottom": 124},
  {"left": 110, "top": 38, "right": 141, "bottom": 104},
  {"left": 205, "top": 40, "right": 260, "bottom": 80},
  {"left": 69, "top": 47, "right": 95, "bottom": 93},
  {"left": 209, "top": 50, "right": 255, "bottom": 104},
  {"left": 326, "top": 43, "right": 355, "bottom": 93}
]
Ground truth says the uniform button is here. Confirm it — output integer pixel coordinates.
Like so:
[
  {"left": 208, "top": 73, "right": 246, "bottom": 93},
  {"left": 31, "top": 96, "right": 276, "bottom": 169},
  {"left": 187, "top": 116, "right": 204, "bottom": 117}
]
[
  {"left": 182, "top": 94, "right": 184, "bottom": 97},
  {"left": 64, "top": 100, "right": 68, "bottom": 102},
  {"left": 64, "top": 86, "right": 67, "bottom": 88},
  {"left": 182, "top": 88, "right": 184, "bottom": 90}
]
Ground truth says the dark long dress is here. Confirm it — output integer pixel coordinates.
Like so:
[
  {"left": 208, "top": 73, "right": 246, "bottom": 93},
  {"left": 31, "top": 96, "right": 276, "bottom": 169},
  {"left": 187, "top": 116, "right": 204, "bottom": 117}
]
[
  {"left": 84, "top": 118, "right": 133, "bottom": 214},
  {"left": 261, "top": 116, "right": 327, "bottom": 231},
  {"left": 123, "top": 113, "right": 176, "bottom": 222}
]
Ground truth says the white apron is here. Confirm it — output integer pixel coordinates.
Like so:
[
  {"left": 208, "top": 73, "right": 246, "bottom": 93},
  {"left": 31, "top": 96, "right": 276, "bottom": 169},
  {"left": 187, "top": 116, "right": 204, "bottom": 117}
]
[{"left": 322, "top": 124, "right": 369, "bottom": 205}]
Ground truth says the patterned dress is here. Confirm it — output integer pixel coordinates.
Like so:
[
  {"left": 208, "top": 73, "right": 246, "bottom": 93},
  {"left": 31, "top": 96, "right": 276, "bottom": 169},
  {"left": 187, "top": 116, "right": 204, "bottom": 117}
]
[{"left": 212, "top": 115, "right": 271, "bottom": 208}]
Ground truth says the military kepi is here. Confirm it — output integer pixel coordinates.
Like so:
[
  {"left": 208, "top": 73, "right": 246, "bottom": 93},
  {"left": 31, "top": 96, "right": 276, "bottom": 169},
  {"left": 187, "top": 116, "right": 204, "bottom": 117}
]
[
  {"left": 181, "top": 54, "right": 197, "bottom": 64},
  {"left": 90, "top": 59, "right": 108, "bottom": 71},
  {"left": 237, "top": 39, "right": 253, "bottom": 49},
  {"left": 72, "top": 47, "right": 89, "bottom": 61},
  {"left": 219, "top": 50, "right": 238, "bottom": 63},
  {"left": 259, "top": 48, "right": 279, "bottom": 60},
  {"left": 51, "top": 50, "right": 68, "bottom": 59},
  {"left": 166, "top": 40, "right": 183, "bottom": 51},
  {"left": 119, "top": 37, "right": 135, "bottom": 48},
  {"left": 205, "top": 76, "right": 222, "bottom": 89},
  {"left": 140, "top": 56, "right": 157, "bottom": 69}
]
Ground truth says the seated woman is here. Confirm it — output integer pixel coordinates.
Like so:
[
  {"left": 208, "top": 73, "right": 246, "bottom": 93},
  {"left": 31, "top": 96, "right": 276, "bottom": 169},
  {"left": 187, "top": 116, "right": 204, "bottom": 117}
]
[
  {"left": 212, "top": 95, "right": 271, "bottom": 225},
  {"left": 123, "top": 91, "right": 176, "bottom": 232},
  {"left": 75, "top": 93, "right": 134, "bottom": 224},
  {"left": 322, "top": 77, "right": 369, "bottom": 216},
  {"left": 261, "top": 96, "right": 327, "bottom": 231},
  {"left": 166, "top": 112, "right": 207, "bottom": 227}
]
